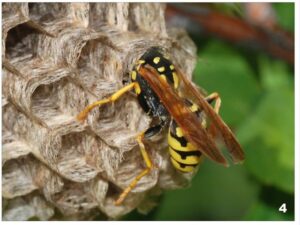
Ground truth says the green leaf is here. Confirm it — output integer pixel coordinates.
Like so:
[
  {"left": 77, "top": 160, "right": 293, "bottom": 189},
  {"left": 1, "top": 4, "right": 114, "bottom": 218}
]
[
  {"left": 213, "top": 3, "right": 243, "bottom": 17},
  {"left": 237, "top": 56, "right": 294, "bottom": 193},
  {"left": 273, "top": 3, "right": 294, "bottom": 32},
  {"left": 154, "top": 161, "right": 260, "bottom": 220},
  {"left": 194, "top": 40, "right": 261, "bottom": 126},
  {"left": 259, "top": 55, "right": 293, "bottom": 91},
  {"left": 244, "top": 201, "right": 293, "bottom": 220}
]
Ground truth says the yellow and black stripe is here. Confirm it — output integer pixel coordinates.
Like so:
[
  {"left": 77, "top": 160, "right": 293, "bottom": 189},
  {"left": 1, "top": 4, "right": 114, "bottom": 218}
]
[
  {"left": 130, "top": 48, "right": 205, "bottom": 172},
  {"left": 168, "top": 100, "right": 204, "bottom": 173}
]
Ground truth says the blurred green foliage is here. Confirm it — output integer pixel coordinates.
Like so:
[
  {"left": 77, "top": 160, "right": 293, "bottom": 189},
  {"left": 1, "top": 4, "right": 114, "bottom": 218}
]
[
  {"left": 273, "top": 3, "right": 295, "bottom": 31},
  {"left": 124, "top": 3, "right": 294, "bottom": 221},
  {"left": 245, "top": 201, "right": 293, "bottom": 221}
]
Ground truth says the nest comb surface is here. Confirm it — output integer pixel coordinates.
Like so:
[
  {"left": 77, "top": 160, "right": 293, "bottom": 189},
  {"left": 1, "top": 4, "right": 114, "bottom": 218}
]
[{"left": 2, "top": 3, "right": 197, "bottom": 220}]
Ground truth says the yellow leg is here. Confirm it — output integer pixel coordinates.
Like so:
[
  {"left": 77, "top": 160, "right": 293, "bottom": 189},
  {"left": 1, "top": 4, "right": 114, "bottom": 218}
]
[
  {"left": 205, "top": 92, "right": 221, "bottom": 114},
  {"left": 115, "top": 132, "right": 153, "bottom": 206},
  {"left": 76, "top": 82, "right": 137, "bottom": 121},
  {"left": 205, "top": 92, "right": 221, "bottom": 137}
]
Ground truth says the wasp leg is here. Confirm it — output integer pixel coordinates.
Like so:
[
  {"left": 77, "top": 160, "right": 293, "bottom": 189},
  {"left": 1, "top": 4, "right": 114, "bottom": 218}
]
[
  {"left": 114, "top": 132, "right": 153, "bottom": 205},
  {"left": 76, "top": 82, "right": 138, "bottom": 121},
  {"left": 144, "top": 118, "right": 168, "bottom": 139},
  {"left": 115, "top": 119, "right": 167, "bottom": 205},
  {"left": 205, "top": 92, "right": 221, "bottom": 114},
  {"left": 205, "top": 92, "right": 221, "bottom": 137}
]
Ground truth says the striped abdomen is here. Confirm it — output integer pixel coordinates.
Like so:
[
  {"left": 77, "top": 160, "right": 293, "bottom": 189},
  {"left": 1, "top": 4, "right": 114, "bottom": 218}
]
[{"left": 168, "top": 100, "right": 204, "bottom": 173}]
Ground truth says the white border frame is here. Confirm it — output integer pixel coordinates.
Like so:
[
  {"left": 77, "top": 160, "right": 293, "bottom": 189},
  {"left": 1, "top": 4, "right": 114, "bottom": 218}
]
[{"left": 0, "top": 1, "right": 298, "bottom": 224}]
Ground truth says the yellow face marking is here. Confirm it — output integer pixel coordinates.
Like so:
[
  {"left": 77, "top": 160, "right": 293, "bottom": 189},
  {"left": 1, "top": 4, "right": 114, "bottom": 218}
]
[
  {"left": 138, "top": 59, "right": 145, "bottom": 64},
  {"left": 170, "top": 157, "right": 195, "bottom": 173},
  {"left": 190, "top": 103, "right": 199, "bottom": 112},
  {"left": 176, "top": 127, "right": 184, "bottom": 138},
  {"left": 168, "top": 132, "right": 197, "bottom": 151},
  {"left": 131, "top": 71, "right": 137, "bottom": 80},
  {"left": 136, "top": 63, "right": 141, "bottom": 71},
  {"left": 157, "top": 66, "right": 165, "bottom": 73},
  {"left": 160, "top": 75, "right": 167, "bottom": 83},
  {"left": 134, "top": 82, "right": 141, "bottom": 94},
  {"left": 202, "top": 119, "right": 207, "bottom": 129},
  {"left": 172, "top": 72, "right": 179, "bottom": 89},
  {"left": 153, "top": 57, "right": 160, "bottom": 64},
  {"left": 170, "top": 65, "right": 175, "bottom": 70}
]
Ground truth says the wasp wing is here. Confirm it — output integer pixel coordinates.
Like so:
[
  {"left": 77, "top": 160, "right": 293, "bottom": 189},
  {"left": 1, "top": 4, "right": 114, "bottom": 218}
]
[
  {"left": 175, "top": 66, "right": 245, "bottom": 164},
  {"left": 138, "top": 65, "right": 228, "bottom": 166}
]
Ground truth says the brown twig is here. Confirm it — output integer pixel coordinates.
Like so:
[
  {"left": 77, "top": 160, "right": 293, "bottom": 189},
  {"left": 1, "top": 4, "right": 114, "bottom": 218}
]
[{"left": 166, "top": 4, "right": 294, "bottom": 65}]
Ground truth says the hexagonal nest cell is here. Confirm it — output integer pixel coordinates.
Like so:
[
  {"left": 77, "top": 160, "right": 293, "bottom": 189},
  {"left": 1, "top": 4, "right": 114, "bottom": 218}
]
[
  {"left": 31, "top": 81, "right": 63, "bottom": 126},
  {"left": 5, "top": 23, "right": 39, "bottom": 61},
  {"left": 2, "top": 2, "right": 197, "bottom": 220}
]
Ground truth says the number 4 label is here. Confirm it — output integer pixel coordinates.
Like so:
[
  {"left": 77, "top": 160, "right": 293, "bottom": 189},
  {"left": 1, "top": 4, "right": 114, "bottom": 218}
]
[{"left": 279, "top": 203, "right": 287, "bottom": 213}]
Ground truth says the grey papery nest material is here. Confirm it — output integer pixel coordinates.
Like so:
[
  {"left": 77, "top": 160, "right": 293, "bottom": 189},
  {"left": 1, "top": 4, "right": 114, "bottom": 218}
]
[{"left": 2, "top": 3, "right": 197, "bottom": 220}]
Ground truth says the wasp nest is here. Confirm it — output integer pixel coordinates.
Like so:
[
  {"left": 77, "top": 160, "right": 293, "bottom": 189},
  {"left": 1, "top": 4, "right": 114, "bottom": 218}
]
[{"left": 2, "top": 3, "right": 197, "bottom": 220}]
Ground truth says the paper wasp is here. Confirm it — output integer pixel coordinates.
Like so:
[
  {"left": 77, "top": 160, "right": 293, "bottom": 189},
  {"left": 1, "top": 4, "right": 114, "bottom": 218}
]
[{"left": 76, "top": 47, "right": 244, "bottom": 205}]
